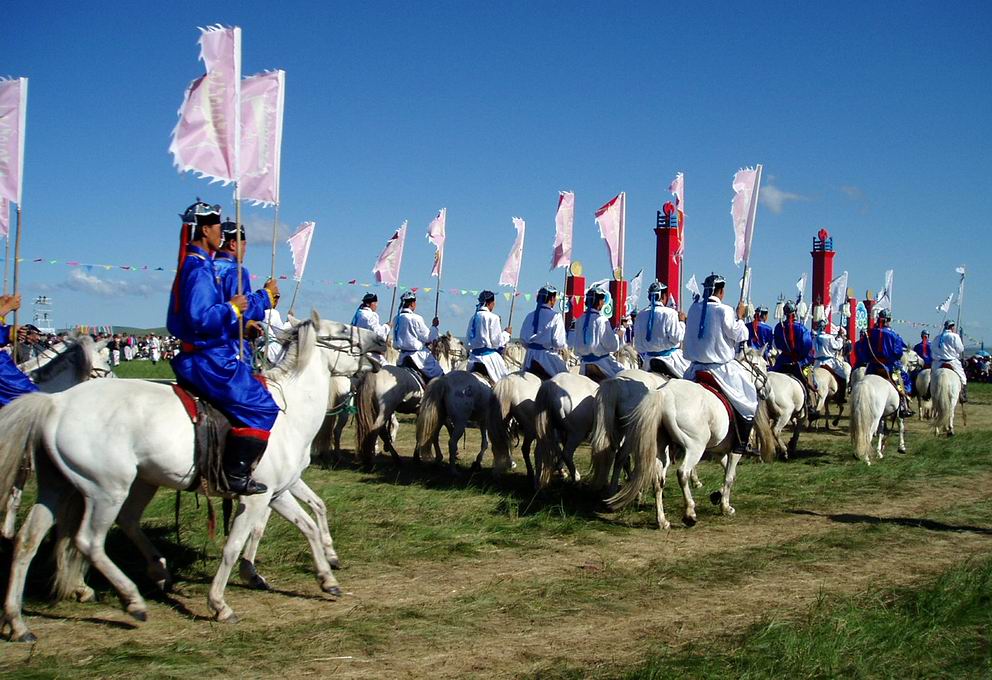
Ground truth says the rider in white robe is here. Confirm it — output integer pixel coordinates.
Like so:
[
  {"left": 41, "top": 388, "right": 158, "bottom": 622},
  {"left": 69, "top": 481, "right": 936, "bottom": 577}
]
[
  {"left": 520, "top": 285, "right": 568, "bottom": 377},
  {"left": 465, "top": 290, "right": 511, "bottom": 382},
  {"left": 933, "top": 320, "right": 968, "bottom": 402},
  {"left": 351, "top": 292, "right": 390, "bottom": 365},
  {"left": 812, "top": 320, "right": 850, "bottom": 378},
  {"left": 571, "top": 286, "right": 624, "bottom": 379},
  {"left": 393, "top": 291, "right": 443, "bottom": 379},
  {"left": 683, "top": 274, "right": 757, "bottom": 454},
  {"left": 633, "top": 280, "right": 689, "bottom": 378}
]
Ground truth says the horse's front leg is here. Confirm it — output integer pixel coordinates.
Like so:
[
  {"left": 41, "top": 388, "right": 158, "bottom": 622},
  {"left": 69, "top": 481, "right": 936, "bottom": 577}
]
[
  {"left": 711, "top": 452, "right": 742, "bottom": 517},
  {"left": 209, "top": 495, "right": 273, "bottom": 623},
  {"left": 239, "top": 506, "right": 273, "bottom": 590},
  {"left": 268, "top": 492, "right": 341, "bottom": 597},
  {"left": 897, "top": 415, "right": 907, "bottom": 453},
  {"left": 289, "top": 479, "right": 340, "bottom": 569},
  {"left": 676, "top": 452, "right": 700, "bottom": 527},
  {"left": 653, "top": 457, "right": 671, "bottom": 530},
  {"left": 471, "top": 426, "right": 490, "bottom": 471}
]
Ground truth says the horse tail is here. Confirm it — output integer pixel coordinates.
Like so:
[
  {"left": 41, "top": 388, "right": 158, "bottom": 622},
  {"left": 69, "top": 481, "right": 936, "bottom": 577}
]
[
  {"left": 588, "top": 378, "right": 620, "bottom": 490},
  {"left": 533, "top": 381, "right": 561, "bottom": 489},
  {"left": 605, "top": 389, "right": 665, "bottom": 511},
  {"left": 415, "top": 377, "right": 446, "bottom": 459},
  {"left": 849, "top": 380, "right": 879, "bottom": 462},
  {"left": 355, "top": 372, "right": 379, "bottom": 462},
  {"left": 485, "top": 391, "right": 514, "bottom": 474},
  {"left": 753, "top": 399, "right": 778, "bottom": 463},
  {"left": 0, "top": 393, "right": 56, "bottom": 509},
  {"left": 931, "top": 369, "right": 957, "bottom": 435},
  {"left": 51, "top": 478, "right": 87, "bottom": 601}
]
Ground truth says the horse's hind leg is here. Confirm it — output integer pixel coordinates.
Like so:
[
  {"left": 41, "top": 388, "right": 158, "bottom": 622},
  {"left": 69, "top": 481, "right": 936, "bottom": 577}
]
[
  {"left": 471, "top": 427, "right": 490, "bottom": 471},
  {"left": 268, "top": 493, "right": 341, "bottom": 596},
  {"left": 447, "top": 421, "right": 466, "bottom": 473},
  {"left": 675, "top": 449, "right": 702, "bottom": 527},
  {"left": 74, "top": 494, "right": 148, "bottom": 622},
  {"left": 289, "top": 479, "right": 340, "bottom": 569},
  {"left": 897, "top": 416, "right": 907, "bottom": 453},
  {"left": 712, "top": 452, "right": 742, "bottom": 517},
  {"left": 787, "top": 418, "right": 803, "bottom": 459},
  {"left": 521, "top": 433, "right": 535, "bottom": 483},
  {"left": 562, "top": 433, "right": 583, "bottom": 483},
  {"left": 1, "top": 465, "right": 29, "bottom": 540},
  {"left": 653, "top": 457, "right": 671, "bottom": 530},
  {"left": 239, "top": 506, "right": 273, "bottom": 590},
  {"left": 2, "top": 496, "right": 57, "bottom": 642},
  {"left": 333, "top": 412, "right": 350, "bottom": 452},
  {"left": 116, "top": 480, "right": 171, "bottom": 591}
]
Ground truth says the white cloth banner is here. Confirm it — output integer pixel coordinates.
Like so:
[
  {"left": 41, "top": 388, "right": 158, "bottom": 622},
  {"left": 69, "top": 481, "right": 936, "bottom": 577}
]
[
  {"left": 626, "top": 268, "right": 643, "bottom": 311},
  {"left": 427, "top": 208, "right": 446, "bottom": 277},
  {"left": 936, "top": 293, "right": 954, "bottom": 314},
  {"left": 287, "top": 221, "right": 315, "bottom": 281},
  {"left": 372, "top": 221, "right": 407, "bottom": 288},
  {"left": 875, "top": 269, "right": 894, "bottom": 312},
  {"left": 0, "top": 77, "right": 28, "bottom": 204},
  {"left": 0, "top": 198, "right": 8, "bottom": 239},
  {"left": 239, "top": 70, "right": 285, "bottom": 206},
  {"left": 829, "top": 270, "right": 849, "bottom": 313},
  {"left": 498, "top": 217, "right": 526, "bottom": 288},
  {"left": 550, "top": 191, "right": 574, "bottom": 270},
  {"left": 595, "top": 192, "right": 624, "bottom": 275},
  {"left": 796, "top": 273, "right": 807, "bottom": 302},
  {"left": 686, "top": 273, "right": 701, "bottom": 300},
  {"left": 731, "top": 167, "right": 758, "bottom": 265}
]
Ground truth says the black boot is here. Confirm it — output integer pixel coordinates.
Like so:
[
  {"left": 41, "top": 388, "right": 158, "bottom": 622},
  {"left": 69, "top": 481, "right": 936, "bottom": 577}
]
[
  {"left": 223, "top": 429, "right": 269, "bottom": 495},
  {"left": 732, "top": 413, "right": 755, "bottom": 456},
  {"left": 898, "top": 395, "right": 914, "bottom": 419}
]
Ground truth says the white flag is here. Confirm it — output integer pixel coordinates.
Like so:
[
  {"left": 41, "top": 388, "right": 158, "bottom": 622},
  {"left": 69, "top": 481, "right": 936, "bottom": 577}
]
[
  {"left": 956, "top": 265, "right": 966, "bottom": 309},
  {"left": 427, "top": 208, "right": 446, "bottom": 277},
  {"left": 795, "top": 273, "right": 807, "bottom": 302},
  {"left": 626, "top": 269, "right": 643, "bottom": 311},
  {"left": 937, "top": 293, "right": 954, "bottom": 314},
  {"left": 550, "top": 191, "right": 574, "bottom": 270},
  {"left": 686, "top": 274, "right": 701, "bottom": 300},
  {"left": 731, "top": 165, "right": 762, "bottom": 265},
  {"left": 875, "top": 269, "right": 894, "bottom": 312},
  {"left": 829, "top": 271, "right": 849, "bottom": 313},
  {"left": 498, "top": 217, "right": 526, "bottom": 288}
]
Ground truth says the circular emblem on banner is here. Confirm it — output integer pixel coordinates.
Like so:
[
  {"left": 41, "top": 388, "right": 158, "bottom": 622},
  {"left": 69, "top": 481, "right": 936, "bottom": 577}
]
[
  {"left": 856, "top": 302, "right": 868, "bottom": 331},
  {"left": 569, "top": 261, "right": 583, "bottom": 277}
]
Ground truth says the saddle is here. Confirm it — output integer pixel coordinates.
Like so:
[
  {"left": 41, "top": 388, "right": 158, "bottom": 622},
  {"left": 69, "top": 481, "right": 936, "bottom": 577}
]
[
  {"left": 172, "top": 384, "right": 234, "bottom": 497},
  {"left": 399, "top": 356, "right": 430, "bottom": 392},
  {"left": 693, "top": 371, "right": 734, "bottom": 422},
  {"left": 469, "top": 361, "right": 495, "bottom": 387},
  {"left": 583, "top": 363, "right": 609, "bottom": 385},
  {"left": 648, "top": 357, "right": 680, "bottom": 379}
]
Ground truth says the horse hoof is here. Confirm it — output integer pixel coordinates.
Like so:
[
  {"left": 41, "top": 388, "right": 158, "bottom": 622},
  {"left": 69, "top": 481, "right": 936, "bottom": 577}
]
[
  {"left": 155, "top": 578, "right": 173, "bottom": 593},
  {"left": 219, "top": 612, "right": 239, "bottom": 624},
  {"left": 127, "top": 607, "right": 148, "bottom": 622},
  {"left": 709, "top": 491, "right": 722, "bottom": 506},
  {"left": 249, "top": 574, "right": 272, "bottom": 591},
  {"left": 14, "top": 632, "right": 37, "bottom": 643},
  {"left": 323, "top": 584, "right": 343, "bottom": 597},
  {"left": 724, "top": 506, "right": 736, "bottom": 517},
  {"left": 898, "top": 447, "right": 907, "bottom": 454},
  {"left": 683, "top": 515, "right": 697, "bottom": 528},
  {"left": 75, "top": 586, "right": 97, "bottom": 603}
]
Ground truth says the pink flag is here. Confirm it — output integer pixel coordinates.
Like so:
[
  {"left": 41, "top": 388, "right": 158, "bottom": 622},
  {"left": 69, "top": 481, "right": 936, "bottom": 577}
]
[
  {"left": 372, "top": 221, "right": 407, "bottom": 288},
  {"left": 550, "top": 191, "right": 574, "bottom": 270},
  {"left": 287, "top": 221, "right": 315, "bottom": 281},
  {"left": 731, "top": 166, "right": 762, "bottom": 265},
  {"left": 669, "top": 172, "right": 685, "bottom": 263},
  {"left": 499, "top": 217, "right": 526, "bottom": 288},
  {"left": 0, "top": 77, "right": 28, "bottom": 204},
  {"left": 426, "top": 208, "right": 446, "bottom": 277},
  {"left": 169, "top": 26, "right": 242, "bottom": 184},
  {"left": 239, "top": 70, "right": 285, "bottom": 206},
  {"left": 0, "top": 198, "right": 8, "bottom": 238},
  {"left": 595, "top": 192, "right": 625, "bottom": 276}
]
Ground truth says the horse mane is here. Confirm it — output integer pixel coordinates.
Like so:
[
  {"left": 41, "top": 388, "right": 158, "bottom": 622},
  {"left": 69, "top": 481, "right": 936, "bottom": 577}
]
[
  {"left": 265, "top": 318, "right": 315, "bottom": 381},
  {"left": 24, "top": 337, "right": 94, "bottom": 385}
]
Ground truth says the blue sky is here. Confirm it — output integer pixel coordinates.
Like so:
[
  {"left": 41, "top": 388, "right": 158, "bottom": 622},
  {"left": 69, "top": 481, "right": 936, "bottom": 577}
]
[{"left": 5, "top": 1, "right": 990, "bottom": 342}]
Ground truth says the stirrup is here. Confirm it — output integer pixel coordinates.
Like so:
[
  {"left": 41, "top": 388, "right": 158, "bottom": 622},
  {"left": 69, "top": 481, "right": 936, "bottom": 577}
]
[{"left": 226, "top": 476, "right": 268, "bottom": 496}]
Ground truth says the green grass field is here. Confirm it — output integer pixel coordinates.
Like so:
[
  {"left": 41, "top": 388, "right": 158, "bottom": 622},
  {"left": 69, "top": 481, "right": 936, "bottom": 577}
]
[{"left": 1, "top": 383, "right": 990, "bottom": 678}]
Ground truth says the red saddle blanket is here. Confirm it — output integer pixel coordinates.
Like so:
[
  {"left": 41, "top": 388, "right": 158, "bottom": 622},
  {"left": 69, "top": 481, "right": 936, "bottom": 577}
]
[{"left": 694, "top": 370, "right": 734, "bottom": 421}]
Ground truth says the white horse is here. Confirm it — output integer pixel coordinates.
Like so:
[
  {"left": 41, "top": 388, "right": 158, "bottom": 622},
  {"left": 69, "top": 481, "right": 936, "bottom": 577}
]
[
  {"left": 353, "top": 334, "right": 458, "bottom": 465},
  {"left": 493, "top": 370, "right": 542, "bottom": 483},
  {"left": 588, "top": 368, "right": 669, "bottom": 494},
  {"left": 3, "top": 336, "right": 114, "bottom": 540},
  {"left": 533, "top": 372, "right": 598, "bottom": 488},
  {"left": 753, "top": 371, "right": 807, "bottom": 461},
  {"left": 605, "top": 378, "right": 775, "bottom": 529},
  {"left": 931, "top": 366, "right": 964, "bottom": 437},
  {"left": 915, "top": 369, "right": 933, "bottom": 420},
  {"left": 849, "top": 373, "right": 906, "bottom": 464},
  {"left": 414, "top": 370, "right": 512, "bottom": 473},
  {"left": 0, "top": 313, "right": 384, "bottom": 641}
]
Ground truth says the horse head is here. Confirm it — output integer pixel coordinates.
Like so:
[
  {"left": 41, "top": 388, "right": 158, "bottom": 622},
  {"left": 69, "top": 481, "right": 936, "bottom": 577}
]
[{"left": 313, "top": 314, "right": 385, "bottom": 377}]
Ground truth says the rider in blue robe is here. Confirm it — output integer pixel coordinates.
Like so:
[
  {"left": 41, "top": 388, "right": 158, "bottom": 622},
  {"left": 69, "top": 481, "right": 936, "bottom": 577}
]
[
  {"left": 213, "top": 219, "right": 273, "bottom": 365},
  {"left": 0, "top": 294, "right": 39, "bottom": 406},
  {"left": 854, "top": 309, "right": 913, "bottom": 417},
  {"left": 771, "top": 302, "right": 814, "bottom": 383},
  {"left": 748, "top": 306, "right": 774, "bottom": 357},
  {"left": 167, "top": 201, "right": 280, "bottom": 495},
  {"left": 912, "top": 331, "right": 933, "bottom": 369}
]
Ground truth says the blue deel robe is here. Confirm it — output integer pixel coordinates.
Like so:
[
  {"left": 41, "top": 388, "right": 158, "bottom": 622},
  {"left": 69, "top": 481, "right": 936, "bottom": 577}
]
[
  {"left": 167, "top": 245, "right": 278, "bottom": 430},
  {"left": 913, "top": 340, "right": 933, "bottom": 369},
  {"left": 747, "top": 319, "right": 774, "bottom": 355},
  {"left": 772, "top": 319, "right": 814, "bottom": 371},
  {"left": 213, "top": 251, "right": 272, "bottom": 364},
  {"left": 855, "top": 327, "right": 912, "bottom": 394},
  {"left": 0, "top": 324, "right": 39, "bottom": 406}
]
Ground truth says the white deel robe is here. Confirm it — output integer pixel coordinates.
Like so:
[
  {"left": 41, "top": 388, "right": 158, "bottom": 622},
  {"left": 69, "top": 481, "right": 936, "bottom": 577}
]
[
  {"left": 149, "top": 336, "right": 162, "bottom": 363},
  {"left": 520, "top": 303, "right": 568, "bottom": 376},
  {"left": 465, "top": 308, "right": 511, "bottom": 382},
  {"left": 933, "top": 329, "right": 967, "bottom": 385},
  {"left": 263, "top": 308, "right": 291, "bottom": 364},
  {"left": 683, "top": 295, "right": 757, "bottom": 419},
  {"left": 813, "top": 331, "right": 850, "bottom": 379},
  {"left": 352, "top": 305, "right": 391, "bottom": 364},
  {"left": 393, "top": 309, "right": 443, "bottom": 379},
  {"left": 571, "top": 309, "right": 624, "bottom": 378},
  {"left": 633, "top": 302, "right": 689, "bottom": 378}
]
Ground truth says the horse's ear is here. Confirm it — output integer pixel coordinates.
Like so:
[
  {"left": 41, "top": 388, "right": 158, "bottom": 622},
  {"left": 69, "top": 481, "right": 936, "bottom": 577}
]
[{"left": 310, "top": 308, "right": 321, "bottom": 327}]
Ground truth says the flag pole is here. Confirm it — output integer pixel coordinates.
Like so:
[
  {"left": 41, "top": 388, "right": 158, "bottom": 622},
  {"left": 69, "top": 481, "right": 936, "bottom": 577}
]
[
  {"left": 2, "top": 236, "right": 9, "bottom": 295},
  {"left": 433, "top": 256, "right": 442, "bottom": 321},
  {"left": 270, "top": 202, "right": 279, "bottom": 281},
  {"left": 957, "top": 271, "right": 965, "bottom": 336},
  {"left": 11, "top": 206, "right": 22, "bottom": 358},
  {"left": 234, "top": 185, "right": 245, "bottom": 360},
  {"left": 287, "top": 277, "right": 302, "bottom": 317},
  {"left": 388, "top": 285, "right": 398, "bottom": 323},
  {"left": 507, "top": 289, "right": 518, "bottom": 329}
]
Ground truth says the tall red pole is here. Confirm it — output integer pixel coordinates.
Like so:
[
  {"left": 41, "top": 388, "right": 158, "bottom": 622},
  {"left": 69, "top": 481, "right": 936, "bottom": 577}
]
[
  {"left": 654, "top": 202, "right": 682, "bottom": 309},
  {"left": 810, "top": 228, "right": 835, "bottom": 331}
]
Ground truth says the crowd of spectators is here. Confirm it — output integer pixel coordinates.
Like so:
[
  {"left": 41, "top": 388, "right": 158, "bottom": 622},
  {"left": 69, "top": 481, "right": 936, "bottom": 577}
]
[{"left": 9, "top": 327, "right": 183, "bottom": 367}]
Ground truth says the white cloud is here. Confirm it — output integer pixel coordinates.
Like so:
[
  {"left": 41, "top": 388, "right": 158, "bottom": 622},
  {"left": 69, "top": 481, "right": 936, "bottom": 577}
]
[
  {"left": 839, "top": 185, "right": 864, "bottom": 200},
  {"left": 61, "top": 268, "right": 169, "bottom": 298},
  {"left": 241, "top": 213, "right": 292, "bottom": 245},
  {"left": 760, "top": 185, "right": 807, "bottom": 214}
]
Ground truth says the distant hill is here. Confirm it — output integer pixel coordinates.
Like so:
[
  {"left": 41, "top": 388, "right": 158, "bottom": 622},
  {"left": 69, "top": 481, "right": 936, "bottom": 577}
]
[{"left": 59, "top": 326, "right": 169, "bottom": 336}]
